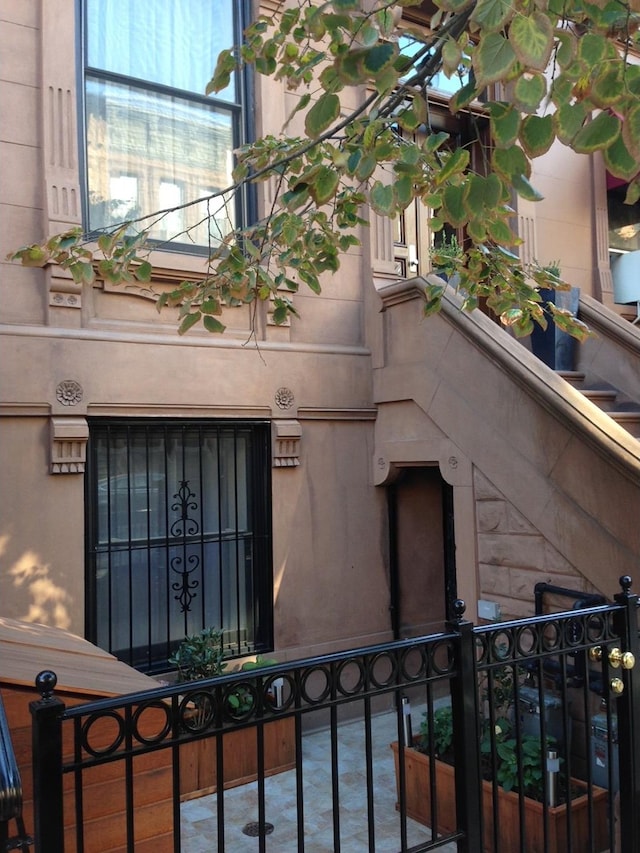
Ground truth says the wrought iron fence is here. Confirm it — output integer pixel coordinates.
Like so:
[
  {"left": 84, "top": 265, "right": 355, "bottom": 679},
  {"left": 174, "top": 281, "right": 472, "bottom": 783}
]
[{"left": 29, "top": 577, "right": 640, "bottom": 852}]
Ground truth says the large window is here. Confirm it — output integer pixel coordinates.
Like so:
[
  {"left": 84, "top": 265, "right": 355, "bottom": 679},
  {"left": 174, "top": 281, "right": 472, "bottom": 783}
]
[
  {"left": 86, "top": 420, "right": 273, "bottom": 673},
  {"left": 82, "top": 0, "right": 250, "bottom": 249}
]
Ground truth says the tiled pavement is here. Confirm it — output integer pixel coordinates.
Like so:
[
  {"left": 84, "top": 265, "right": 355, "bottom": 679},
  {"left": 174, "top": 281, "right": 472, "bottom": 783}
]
[{"left": 181, "top": 709, "right": 457, "bottom": 852}]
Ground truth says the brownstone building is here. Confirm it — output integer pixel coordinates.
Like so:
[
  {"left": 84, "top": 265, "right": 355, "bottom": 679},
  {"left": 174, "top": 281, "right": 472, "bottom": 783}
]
[{"left": 1, "top": 0, "right": 640, "bottom": 679}]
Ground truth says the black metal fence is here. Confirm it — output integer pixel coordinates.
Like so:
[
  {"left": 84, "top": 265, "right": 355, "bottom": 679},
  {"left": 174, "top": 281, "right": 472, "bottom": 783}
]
[{"left": 27, "top": 577, "right": 640, "bottom": 852}]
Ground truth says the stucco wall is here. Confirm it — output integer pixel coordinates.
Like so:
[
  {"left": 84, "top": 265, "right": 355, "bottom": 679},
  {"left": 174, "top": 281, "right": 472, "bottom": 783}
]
[{"left": 0, "top": 1, "right": 392, "bottom": 665}]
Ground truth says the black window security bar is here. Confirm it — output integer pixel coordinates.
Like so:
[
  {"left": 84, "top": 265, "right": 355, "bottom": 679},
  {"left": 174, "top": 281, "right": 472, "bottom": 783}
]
[
  {"left": 85, "top": 419, "right": 273, "bottom": 673},
  {"left": 30, "top": 577, "right": 640, "bottom": 852}
]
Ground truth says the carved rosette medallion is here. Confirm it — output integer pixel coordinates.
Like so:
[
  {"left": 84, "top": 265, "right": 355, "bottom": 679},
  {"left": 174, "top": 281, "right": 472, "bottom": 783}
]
[
  {"left": 275, "top": 387, "right": 295, "bottom": 410},
  {"left": 56, "top": 380, "right": 83, "bottom": 407}
]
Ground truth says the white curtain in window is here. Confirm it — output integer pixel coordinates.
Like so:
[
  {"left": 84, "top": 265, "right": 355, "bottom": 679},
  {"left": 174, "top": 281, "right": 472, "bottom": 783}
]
[{"left": 86, "top": 0, "right": 236, "bottom": 100}]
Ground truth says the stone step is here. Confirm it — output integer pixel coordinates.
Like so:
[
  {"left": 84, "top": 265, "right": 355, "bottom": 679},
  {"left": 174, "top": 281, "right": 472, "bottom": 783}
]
[
  {"left": 581, "top": 389, "right": 618, "bottom": 411},
  {"left": 556, "top": 370, "right": 586, "bottom": 388},
  {"left": 610, "top": 411, "right": 640, "bottom": 438},
  {"left": 557, "top": 371, "right": 640, "bottom": 439}
]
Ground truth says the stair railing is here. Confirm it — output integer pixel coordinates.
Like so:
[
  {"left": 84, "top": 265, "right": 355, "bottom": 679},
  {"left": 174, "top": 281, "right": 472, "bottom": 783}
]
[{"left": 0, "top": 691, "right": 31, "bottom": 851}]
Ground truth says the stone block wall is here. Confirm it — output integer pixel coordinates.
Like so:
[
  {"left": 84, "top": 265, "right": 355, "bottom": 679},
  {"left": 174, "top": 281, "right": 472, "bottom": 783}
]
[{"left": 474, "top": 469, "right": 602, "bottom": 620}]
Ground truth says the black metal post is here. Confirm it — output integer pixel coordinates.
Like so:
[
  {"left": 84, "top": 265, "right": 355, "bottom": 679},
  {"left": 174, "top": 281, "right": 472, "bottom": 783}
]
[
  {"left": 448, "top": 600, "right": 483, "bottom": 852},
  {"left": 29, "top": 671, "right": 65, "bottom": 853},
  {"left": 613, "top": 576, "right": 640, "bottom": 853}
]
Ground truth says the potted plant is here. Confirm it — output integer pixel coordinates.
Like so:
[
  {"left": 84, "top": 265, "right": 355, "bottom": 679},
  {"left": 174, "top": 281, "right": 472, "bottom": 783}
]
[
  {"left": 391, "top": 689, "right": 608, "bottom": 852},
  {"left": 529, "top": 261, "right": 580, "bottom": 370},
  {"left": 428, "top": 233, "right": 463, "bottom": 282},
  {"left": 170, "top": 628, "right": 295, "bottom": 800}
]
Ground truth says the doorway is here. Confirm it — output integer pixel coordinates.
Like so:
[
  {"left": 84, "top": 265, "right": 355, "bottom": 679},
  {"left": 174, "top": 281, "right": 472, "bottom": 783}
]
[{"left": 388, "top": 466, "right": 457, "bottom": 639}]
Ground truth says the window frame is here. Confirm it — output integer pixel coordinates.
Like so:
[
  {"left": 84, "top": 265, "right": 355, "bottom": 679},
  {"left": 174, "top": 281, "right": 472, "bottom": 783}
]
[
  {"left": 84, "top": 418, "right": 274, "bottom": 674},
  {"left": 77, "top": 0, "right": 256, "bottom": 255}
]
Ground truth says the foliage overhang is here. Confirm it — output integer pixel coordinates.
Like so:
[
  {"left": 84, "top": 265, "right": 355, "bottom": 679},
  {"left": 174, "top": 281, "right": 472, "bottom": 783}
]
[{"left": 11, "top": 0, "right": 640, "bottom": 338}]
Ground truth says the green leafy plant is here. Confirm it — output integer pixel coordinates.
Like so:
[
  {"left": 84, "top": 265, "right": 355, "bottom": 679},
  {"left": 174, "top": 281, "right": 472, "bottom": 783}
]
[
  {"left": 429, "top": 234, "right": 463, "bottom": 277},
  {"left": 169, "top": 629, "right": 280, "bottom": 717},
  {"left": 488, "top": 727, "right": 551, "bottom": 798},
  {"left": 416, "top": 704, "right": 560, "bottom": 803},
  {"left": 168, "top": 627, "right": 227, "bottom": 683},
  {"left": 417, "top": 704, "right": 454, "bottom": 761}
]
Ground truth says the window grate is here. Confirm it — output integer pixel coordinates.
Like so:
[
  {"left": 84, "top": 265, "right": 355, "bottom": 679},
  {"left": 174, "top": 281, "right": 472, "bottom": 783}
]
[{"left": 85, "top": 419, "right": 273, "bottom": 673}]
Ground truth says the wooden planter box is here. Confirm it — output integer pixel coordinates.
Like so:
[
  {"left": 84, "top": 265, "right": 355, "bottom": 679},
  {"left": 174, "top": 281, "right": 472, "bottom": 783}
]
[
  {"left": 1, "top": 617, "right": 174, "bottom": 853},
  {"left": 180, "top": 715, "right": 296, "bottom": 800},
  {"left": 391, "top": 742, "right": 608, "bottom": 853}
]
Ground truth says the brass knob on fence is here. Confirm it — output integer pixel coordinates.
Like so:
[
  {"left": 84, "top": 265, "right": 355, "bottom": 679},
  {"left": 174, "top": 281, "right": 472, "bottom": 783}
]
[
  {"left": 610, "top": 678, "right": 625, "bottom": 695},
  {"left": 609, "top": 648, "right": 636, "bottom": 670},
  {"left": 588, "top": 646, "right": 635, "bottom": 669}
]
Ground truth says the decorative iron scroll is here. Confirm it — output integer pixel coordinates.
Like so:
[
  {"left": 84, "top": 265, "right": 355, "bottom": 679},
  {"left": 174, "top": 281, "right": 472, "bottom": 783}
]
[{"left": 169, "top": 480, "right": 200, "bottom": 613}]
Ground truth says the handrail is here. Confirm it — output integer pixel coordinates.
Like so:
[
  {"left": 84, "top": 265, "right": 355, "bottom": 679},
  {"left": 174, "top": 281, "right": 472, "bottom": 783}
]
[{"left": 0, "top": 690, "right": 23, "bottom": 823}]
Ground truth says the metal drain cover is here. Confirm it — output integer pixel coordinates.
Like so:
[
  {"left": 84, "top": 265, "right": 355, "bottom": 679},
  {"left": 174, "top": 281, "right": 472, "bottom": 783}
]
[{"left": 242, "top": 821, "right": 275, "bottom": 837}]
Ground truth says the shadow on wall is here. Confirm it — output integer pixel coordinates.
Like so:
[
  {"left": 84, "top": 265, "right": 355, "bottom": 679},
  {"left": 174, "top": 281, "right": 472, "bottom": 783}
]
[{"left": 1, "top": 535, "right": 72, "bottom": 629}]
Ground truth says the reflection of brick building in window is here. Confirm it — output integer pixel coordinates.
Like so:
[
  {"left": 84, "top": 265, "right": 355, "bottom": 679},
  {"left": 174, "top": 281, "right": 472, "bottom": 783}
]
[{"left": 85, "top": 83, "right": 235, "bottom": 247}]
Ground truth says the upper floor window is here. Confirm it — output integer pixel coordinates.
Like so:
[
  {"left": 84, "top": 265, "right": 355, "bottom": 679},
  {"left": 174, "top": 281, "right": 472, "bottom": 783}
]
[{"left": 82, "top": 0, "right": 250, "bottom": 250}]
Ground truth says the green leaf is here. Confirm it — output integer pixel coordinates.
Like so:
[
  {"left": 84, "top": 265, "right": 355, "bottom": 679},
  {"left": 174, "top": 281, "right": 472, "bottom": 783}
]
[
  {"left": 359, "top": 23, "right": 379, "bottom": 48},
  {"left": 394, "top": 175, "right": 414, "bottom": 208},
  {"left": 473, "top": 33, "right": 517, "bottom": 88},
  {"left": 282, "top": 183, "right": 310, "bottom": 210},
  {"left": 370, "top": 182, "right": 394, "bottom": 215},
  {"left": 577, "top": 32, "right": 608, "bottom": 66},
  {"left": 463, "top": 174, "right": 488, "bottom": 218},
  {"left": 438, "top": 0, "right": 475, "bottom": 12},
  {"left": 178, "top": 311, "right": 202, "bottom": 335},
  {"left": 355, "top": 151, "right": 377, "bottom": 181},
  {"left": 424, "top": 131, "right": 451, "bottom": 153},
  {"left": 512, "top": 73, "right": 546, "bottom": 114},
  {"left": 553, "top": 102, "right": 588, "bottom": 145},
  {"left": 590, "top": 64, "right": 624, "bottom": 108},
  {"left": 336, "top": 50, "right": 368, "bottom": 85},
  {"left": 135, "top": 261, "right": 152, "bottom": 283},
  {"left": 309, "top": 166, "right": 340, "bottom": 204},
  {"left": 490, "top": 102, "right": 521, "bottom": 148},
  {"left": 435, "top": 147, "right": 470, "bottom": 184},
  {"left": 486, "top": 173, "right": 505, "bottom": 208},
  {"left": 467, "top": 218, "right": 487, "bottom": 241},
  {"left": 471, "top": 0, "right": 515, "bottom": 32},
  {"left": 442, "top": 38, "right": 462, "bottom": 77},
  {"left": 207, "top": 49, "right": 236, "bottom": 95},
  {"left": 19, "top": 245, "right": 49, "bottom": 267},
  {"left": 373, "top": 65, "right": 399, "bottom": 95},
  {"left": 626, "top": 180, "right": 640, "bottom": 205},
  {"left": 509, "top": 12, "right": 554, "bottom": 71},
  {"left": 622, "top": 104, "right": 640, "bottom": 161},
  {"left": 70, "top": 261, "right": 95, "bottom": 284},
  {"left": 442, "top": 185, "right": 467, "bottom": 227},
  {"left": 492, "top": 145, "right": 531, "bottom": 182},
  {"left": 305, "top": 93, "right": 340, "bottom": 138},
  {"left": 603, "top": 134, "right": 640, "bottom": 183},
  {"left": 519, "top": 115, "right": 555, "bottom": 158},
  {"left": 362, "top": 42, "right": 396, "bottom": 75},
  {"left": 572, "top": 111, "right": 620, "bottom": 154},
  {"left": 203, "top": 316, "right": 226, "bottom": 333},
  {"left": 450, "top": 80, "right": 480, "bottom": 112},
  {"left": 487, "top": 218, "right": 517, "bottom": 244},
  {"left": 554, "top": 30, "right": 576, "bottom": 68},
  {"left": 512, "top": 173, "right": 544, "bottom": 201}
]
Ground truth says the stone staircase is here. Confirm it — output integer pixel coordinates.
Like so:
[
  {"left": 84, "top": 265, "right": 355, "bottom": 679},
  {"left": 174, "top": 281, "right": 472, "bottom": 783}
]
[{"left": 558, "top": 371, "right": 640, "bottom": 438}]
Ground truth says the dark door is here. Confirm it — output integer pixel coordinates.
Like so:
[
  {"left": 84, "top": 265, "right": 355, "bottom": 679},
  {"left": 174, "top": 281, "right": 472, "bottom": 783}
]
[{"left": 389, "top": 467, "right": 457, "bottom": 638}]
